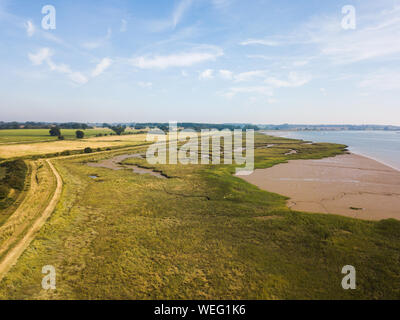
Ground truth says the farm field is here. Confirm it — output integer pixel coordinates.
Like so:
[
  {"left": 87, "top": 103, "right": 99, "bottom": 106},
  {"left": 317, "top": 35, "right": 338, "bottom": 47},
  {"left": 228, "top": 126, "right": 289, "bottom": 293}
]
[
  {"left": 0, "top": 133, "right": 398, "bottom": 299},
  {"left": 0, "top": 132, "right": 150, "bottom": 159},
  {"left": 0, "top": 128, "right": 115, "bottom": 144}
]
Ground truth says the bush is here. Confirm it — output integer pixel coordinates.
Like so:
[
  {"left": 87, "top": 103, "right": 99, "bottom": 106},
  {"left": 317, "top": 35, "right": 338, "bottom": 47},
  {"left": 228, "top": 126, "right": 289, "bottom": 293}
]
[
  {"left": 76, "top": 130, "right": 85, "bottom": 139},
  {"left": 84, "top": 147, "right": 93, "bottom": 154},
  {"left": 58, "top": 135, "right": 65, "bottom": 140},
  {"left": 49, "top": 127, "right": 61, "bottom": 137},
  {"left": 0, "top": 160, "right": 27, "bottom": 191},
  {"left": 61, "top": 150, "right": 71, "bottom": 156},
  {"left": 110, "top": 126, "right": 126, "bottom": 135}
]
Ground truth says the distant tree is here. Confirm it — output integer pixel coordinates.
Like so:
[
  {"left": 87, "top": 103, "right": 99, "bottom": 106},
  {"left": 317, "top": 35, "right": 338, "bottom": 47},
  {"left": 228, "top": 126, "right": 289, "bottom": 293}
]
[
  {"left": 84, "top": 147, "right": 93, "bottom": 153},
  {"left": 110, "top": 126, "right": 126, "bottom": 135},
  {"left": 75, "top": 130, "right": 85, "bottom": 139},
  {"left": 49, "top": 127, "right": 61, "bottom": 137}
]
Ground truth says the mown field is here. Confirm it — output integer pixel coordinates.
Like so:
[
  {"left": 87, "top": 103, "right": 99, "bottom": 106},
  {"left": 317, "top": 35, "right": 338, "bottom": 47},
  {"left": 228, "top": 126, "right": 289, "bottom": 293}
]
[
  {"left": 0, "top": 128, "right": 114, "bottom": 144},
  {"left": 0, "top": 133, "right": 398, "bottom": 299}
]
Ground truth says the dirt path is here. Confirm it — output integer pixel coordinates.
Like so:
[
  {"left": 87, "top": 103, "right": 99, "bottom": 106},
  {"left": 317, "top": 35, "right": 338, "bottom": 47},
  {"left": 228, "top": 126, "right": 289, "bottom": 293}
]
[{"left": 0, "top": 160, "right": 62, "bottom": 281}]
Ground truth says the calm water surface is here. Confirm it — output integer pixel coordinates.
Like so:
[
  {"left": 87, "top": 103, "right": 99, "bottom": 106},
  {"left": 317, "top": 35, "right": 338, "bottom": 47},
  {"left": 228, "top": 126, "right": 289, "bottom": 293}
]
[{"left": 263, "top": 130, "right": 400, "bottom": 171}]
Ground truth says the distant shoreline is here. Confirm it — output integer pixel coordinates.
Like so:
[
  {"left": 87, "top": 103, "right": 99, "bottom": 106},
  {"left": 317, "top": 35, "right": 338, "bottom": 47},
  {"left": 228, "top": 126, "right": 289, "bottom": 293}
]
[{"left": 261, "top": 130, "right": 400, "bottom": 172}]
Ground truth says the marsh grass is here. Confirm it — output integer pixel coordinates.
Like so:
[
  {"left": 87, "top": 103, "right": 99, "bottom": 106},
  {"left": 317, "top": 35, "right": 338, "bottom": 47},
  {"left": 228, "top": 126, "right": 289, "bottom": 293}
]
[{"left": 0, "top": 134, "right": 398, "bottom": 299}]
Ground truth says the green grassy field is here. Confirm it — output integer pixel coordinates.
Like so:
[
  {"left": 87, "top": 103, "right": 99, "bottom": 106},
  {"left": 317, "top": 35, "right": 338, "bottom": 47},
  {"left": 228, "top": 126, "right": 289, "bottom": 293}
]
[
  {"left": 0, "top": 133, "right": 398, "bottom": 299},
  {"left": 0, "top": 128, "right": 114, "bottom": 144}
]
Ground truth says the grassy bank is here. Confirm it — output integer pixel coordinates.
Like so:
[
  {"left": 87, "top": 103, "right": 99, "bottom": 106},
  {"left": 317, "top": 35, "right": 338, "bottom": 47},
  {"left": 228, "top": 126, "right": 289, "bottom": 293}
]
[{"left": 0, "top": 133, "right": 398, "bottom": 299}]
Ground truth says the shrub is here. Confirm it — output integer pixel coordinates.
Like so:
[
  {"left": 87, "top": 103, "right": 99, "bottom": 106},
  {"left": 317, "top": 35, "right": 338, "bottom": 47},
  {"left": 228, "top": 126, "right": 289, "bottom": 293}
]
[
  {"left": 49, "top": 127, "right": 61, "bottom": 137},
  {"left": 61, "top": 150, "right": 71, "bottom": 156},
  {"left": 84, "top": 147, "right": 93, "bottom": 154},
  {"left": 58, "top": 135, "right": 65, "bottom": 140},
  {"left": 76, "top": 130, "right": 85, "bottom": 139},
  {"left": 110, "top": 126, "right": 126, "bottom": 135},
  {"left": 1, "top": 160, "right": 27, "bottom": 191}
]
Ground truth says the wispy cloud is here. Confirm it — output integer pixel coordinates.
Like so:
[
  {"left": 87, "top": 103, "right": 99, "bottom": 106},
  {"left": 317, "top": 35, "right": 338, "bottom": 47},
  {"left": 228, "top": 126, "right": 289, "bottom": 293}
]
[
  {"left": 144, "top": 0, "right": 194, "bottom": 32},
  {"left": 92, "top": 58, "right": 113, "bottom": 77},
  {"left": 28, "top": 48, "right": 52, "bottom": 65},
  {"left": 28, "top": 48, "right": 88, "bottom": 84},
  {"left": 173, "top": 0, "right": 193, "bottom": 28},
  {"left": 82, "top": 28, "right": 112, "bottom": 50},
  {"left": 240, "top": 39, "right": 281, "bottom": 46},
  {"left": 131, "top": 46, "right": 223, "bottom": 69},
  {"left": 221, "top": 71, "right": 310, "bottom": 99},
  {"left": 199, "top": 69, "right": 214, "bottom": 79},
  {"left": 264, "top": 72, "right": 311, "bottom": 88},
  {"left": 219, "top": 69, "right": 233, "bottom": 80},
  {"left": 234, "top": 70, "right": 268, "bottom": 82},
  {"left": 25, "top": 20, "right": 35, "bottom": 37}
]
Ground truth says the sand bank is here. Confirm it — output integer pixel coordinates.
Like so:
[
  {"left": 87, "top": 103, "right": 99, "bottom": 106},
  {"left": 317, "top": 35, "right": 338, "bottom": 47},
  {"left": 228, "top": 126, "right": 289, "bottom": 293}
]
[{"left": 239, "top": 154, "right": 400, "bottom": 220}]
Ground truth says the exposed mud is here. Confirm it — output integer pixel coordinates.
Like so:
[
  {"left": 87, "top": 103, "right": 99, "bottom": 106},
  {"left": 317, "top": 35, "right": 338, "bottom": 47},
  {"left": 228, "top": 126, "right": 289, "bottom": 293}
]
[{"left": 87, "top": 154, "right": 167, "bottom": 179}]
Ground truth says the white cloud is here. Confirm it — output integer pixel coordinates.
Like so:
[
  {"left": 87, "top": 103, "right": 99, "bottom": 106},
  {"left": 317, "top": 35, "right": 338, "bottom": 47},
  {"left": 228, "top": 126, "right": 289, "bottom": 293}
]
[
  {"left": 298, "top": 6, "right": 400, "bottom": 64},
  {"left": 219, "top": 69, "right": 233, "bottom": 80},
  {"left": 234, "top": 70, "right": 268, "bottom": 82},
  {"left": 240, "top": 39, "right": 280, "bottom": 46},
  {"left": 131, "top": 47, "right": 223, "bottom": 69},
  {"left": 173, "top": 0, "right": 193, "bottom": 27},
  {"left": 265, "top": 72, "right": 311, "bottom": 88},
  {"left": 137, "top": 81, "right": 153, "bottom": 88},
  {"left": 28, "top": 48, "right": 52, "bottom": 65},
  {"left": 28, "top": 48, "right": 88, "bottom": 85},
  {"left": 25, "top": 20, "right": 35, "bottom": 37},
  {"left": 92, "top": 58, "right": 113, "bottom": 77},
  {"left": 82, "top": 28, "right": 112, "bottom": 50},
  {"left": 69, "top": 72, "right": 88, "bottom": 85},
  {"left": 47, "top": 60, "right": 71, "bottom": 73},
  {"left": 199, "top": 69, "right": 214, "bottom": 79}
]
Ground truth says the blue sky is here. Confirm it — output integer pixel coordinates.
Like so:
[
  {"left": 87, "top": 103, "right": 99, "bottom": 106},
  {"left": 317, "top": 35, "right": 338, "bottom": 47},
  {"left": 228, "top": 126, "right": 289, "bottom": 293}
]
[{"left": 0, "top": 0, "right": 399, "bottom": 124}]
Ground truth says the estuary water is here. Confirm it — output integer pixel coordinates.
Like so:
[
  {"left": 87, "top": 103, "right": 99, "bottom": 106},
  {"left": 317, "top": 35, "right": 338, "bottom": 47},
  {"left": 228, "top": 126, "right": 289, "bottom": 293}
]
[{"left": 263, "top": 130, "right": 400, "bottom": 171}]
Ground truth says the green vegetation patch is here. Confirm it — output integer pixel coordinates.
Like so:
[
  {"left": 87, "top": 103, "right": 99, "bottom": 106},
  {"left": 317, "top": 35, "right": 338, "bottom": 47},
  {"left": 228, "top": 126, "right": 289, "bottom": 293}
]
[
  {"left": 0, "top": 134, "right": 398, "bottom": 299},
  {"left": 0, "top": 160, "right": 28, "bottom": 209}
]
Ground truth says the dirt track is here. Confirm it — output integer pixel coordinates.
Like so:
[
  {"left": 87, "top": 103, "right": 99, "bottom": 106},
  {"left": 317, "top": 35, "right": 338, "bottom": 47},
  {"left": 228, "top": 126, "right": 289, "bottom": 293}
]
[{"left": 0, "top": 160, "right": 62, "bottom": 281}]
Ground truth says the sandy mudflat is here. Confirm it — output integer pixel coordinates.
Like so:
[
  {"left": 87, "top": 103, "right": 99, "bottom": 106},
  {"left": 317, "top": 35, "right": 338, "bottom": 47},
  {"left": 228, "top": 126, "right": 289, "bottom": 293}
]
[{"left": 239, "top": 154, "right": 400, "bottom": 220}]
